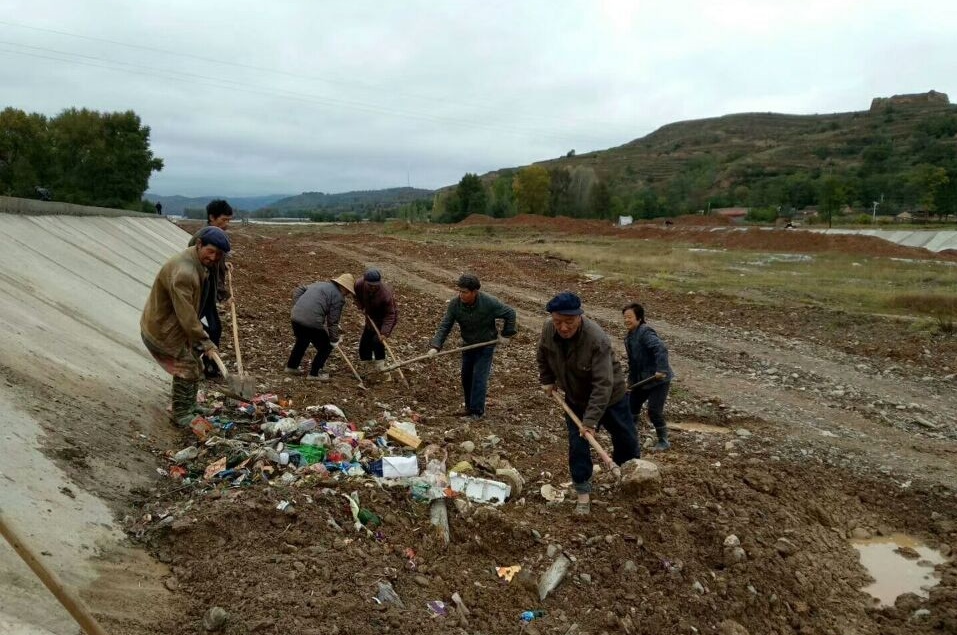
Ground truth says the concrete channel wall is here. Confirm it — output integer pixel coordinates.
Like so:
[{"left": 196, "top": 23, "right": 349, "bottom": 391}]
[
  {"left": 0, "top": 198, "right": 188, "bottom": 634},
  {"left": 812, "top": 227, "right": 957, "bottom": 252}
]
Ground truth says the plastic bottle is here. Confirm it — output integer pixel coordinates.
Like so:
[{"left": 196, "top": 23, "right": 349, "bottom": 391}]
[{"left": 520, "top": 610, "right": 544, "bottom": 622}]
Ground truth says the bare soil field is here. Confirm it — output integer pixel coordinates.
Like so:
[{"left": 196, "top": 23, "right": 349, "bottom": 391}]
[{"left": 108, "top": 222, "right": 956, "bottom": 635}]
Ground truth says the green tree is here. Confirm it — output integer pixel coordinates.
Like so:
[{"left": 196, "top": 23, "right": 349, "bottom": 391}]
[
  {"left": 489, "top": 174, "right": 516, "bottom": 218},
  {"left": 0, "top": 108, "right": 50, "bottom": 197},
  {"left": 588, "top": 181, "right": 612, "bottom": 219},
  {"left": 630, "top": 188, "right": 663, "bottom": 219},
  {"left": 48, "top": 108, "right": 163, "bottom": 208},
  {"left": 818, "top": 176, "right": 847, "bottom": 228},
  {"left": 548, "top": 168, "right": 573, "bottom": 217},
  {"left": 568, "top": 166, "right": 596, "bottom": 217},
  {"left": 907, "top": 163, "right": 949, "bottom": 213},
  {"left": 452, "top": 173, "right": 487, "bottom": 222},
  {"left": 513, "top": 166, "right": 550, "bottom": 216}
]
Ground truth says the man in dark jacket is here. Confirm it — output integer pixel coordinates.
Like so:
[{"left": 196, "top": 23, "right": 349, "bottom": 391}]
[
  {"left": 353, "top": 268, "right": 398, "bottom": 376},
  {"left": 429, "top": 273, "right": 516, "bottom": 419},
  {"left": 284, "top": 273, "right": 355, "bottom": 380},
  {"left": 538, "top": 292, "right": 639, "bottom": 515},
  {"left": 623, "top": 302, "right": 674, "bottom": 451},
  {"left": 187, "top": 199, "right": 234, "bottom": 378},
  {"left": 141, "top": 227, "right": 230, "bottom": 427}
]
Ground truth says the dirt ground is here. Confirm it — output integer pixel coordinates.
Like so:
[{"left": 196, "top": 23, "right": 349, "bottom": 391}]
[{"left": 106, "top": 222, "right": 956, "bottom": 635}]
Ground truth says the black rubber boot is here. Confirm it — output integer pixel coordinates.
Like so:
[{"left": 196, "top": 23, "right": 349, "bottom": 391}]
[{"left": 653, "top": 425, "right": 671, "bottom": 451}]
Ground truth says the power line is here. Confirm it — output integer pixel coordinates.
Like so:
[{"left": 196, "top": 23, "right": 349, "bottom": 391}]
[
  {"left": 0, "top": 42, "right": 598, "bottom": 145},
  {"left": 0, "top": 18, "right": 613, "bottom": 132}
]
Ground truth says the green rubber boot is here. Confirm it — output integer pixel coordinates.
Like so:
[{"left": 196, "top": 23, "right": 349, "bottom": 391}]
[{"left": 171, "top": 377, "right": 200, "bottom": 428}]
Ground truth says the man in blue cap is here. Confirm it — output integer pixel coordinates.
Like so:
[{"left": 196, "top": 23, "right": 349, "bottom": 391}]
[
  {"left": 537, "top": 291, "right": 639, "bottom": 515},
  {"left": 429, "top": 273, "right": 517, "bottom": 419},
  {"left": 141, "top": 226, "right": 230, "bottom": 427}
]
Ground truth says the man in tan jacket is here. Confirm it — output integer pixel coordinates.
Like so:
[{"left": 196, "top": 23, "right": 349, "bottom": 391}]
[{"left": 141, "top": 226, "right": 230, "bottom": 427}]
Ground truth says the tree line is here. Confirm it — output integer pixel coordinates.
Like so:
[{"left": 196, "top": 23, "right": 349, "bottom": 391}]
[
  {"left": 0, "top": 107, "right": 163, "bottom": 211},
  {"left": 433, "top": 112, "right": 957, "bottom": 224}
]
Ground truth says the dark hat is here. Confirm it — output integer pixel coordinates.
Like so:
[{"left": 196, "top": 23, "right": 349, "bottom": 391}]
[
  {"left": 546, "top": 291, "right": 583, "bottom": 315},
  {"left": 195, "top": 226, "right": 230, "bottom": 253},
  {"left": 364, "top": 268, "right": 382, "bottom": 283},
  {"left": 456, "top": 273, "right": 481, "bottom": 291}
]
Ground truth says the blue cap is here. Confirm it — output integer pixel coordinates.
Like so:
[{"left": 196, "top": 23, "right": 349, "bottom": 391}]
[
  {"left": 364, "top": 268, "right": 382, "bottom": 283},
  {"left": 195, "top": 226, "right": 230, "bottom": 253},
  {"left": 546, "top": 292, "right": 583, "bottom": 315}
]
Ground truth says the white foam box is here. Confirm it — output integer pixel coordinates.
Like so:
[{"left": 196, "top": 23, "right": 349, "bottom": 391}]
[{"left": 449, "top": 471, "right": 511, "bottom": 505}]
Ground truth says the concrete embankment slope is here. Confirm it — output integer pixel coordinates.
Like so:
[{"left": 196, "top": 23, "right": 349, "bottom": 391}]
[
  {"left": 0, "top": 197, "right": 188, "bottom": 634},
  {"left": 816, "top": 227, "right": 957, "bottom": 252}
]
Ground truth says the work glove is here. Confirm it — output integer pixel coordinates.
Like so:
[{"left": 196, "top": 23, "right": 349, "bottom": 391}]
[
  {"left": 497, "top": 335, "right": 511, "bottom": 345},
  {"left": 541, "top": 384, "right": 555, "bottom": 397},
  {"left": 200, "top": 340, "right": 218, "bottom": 354},
  {"left": 654, "top": 371, "right": 667, "bottom": 381},
  {"left": 331, "top": 338, "right": 342, "bottom": 347},
  {"left": 427, "top": 348, "right": 439, "bottom": 357}
]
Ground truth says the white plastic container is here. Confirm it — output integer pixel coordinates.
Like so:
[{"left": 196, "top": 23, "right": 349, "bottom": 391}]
[{"left": 449, "top": 471, "right": 511, "bottom": 505}]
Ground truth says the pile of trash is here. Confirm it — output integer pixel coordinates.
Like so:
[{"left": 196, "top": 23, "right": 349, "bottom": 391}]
[{"left": 129, "top": 391, "right": 526, "bottom": 540}]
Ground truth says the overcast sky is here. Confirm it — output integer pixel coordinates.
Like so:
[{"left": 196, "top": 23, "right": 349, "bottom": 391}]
[{"left": 2, "top": 1, "right": 957, "bottom": 197}]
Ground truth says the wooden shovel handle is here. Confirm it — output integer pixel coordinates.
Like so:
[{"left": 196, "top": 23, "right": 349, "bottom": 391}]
[
  {"left": 226, "top": 268, "right": 244, "bottom": 375},
  {"left": 550, "top": 391, "right": 617, "bottom": 471},
  {"left": 0, "top": 509, "right": 111, "bottom": 635},
  {"left": 206, "top": 350, "right": 229, "bottom": 379},
  {"left": 365, "top": 315, "right": 408, "bottom": 385},
  {"left": 380, "top": 339, "right": 499, "bottom": 372},
  {"left": 334, "top": 344, "right": 366, "bottom": 389}
]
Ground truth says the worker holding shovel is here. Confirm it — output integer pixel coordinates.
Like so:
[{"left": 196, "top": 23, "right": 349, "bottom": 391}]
[
  {"left": 428, "top": 274, "right": 516, "bottom": 420},
  {"left": 623, "top": 302, "right": 674, "bottom": 451},
  {"left": 537, "top": 292, "right": 639, "bottom": 516},
  {"left": 353, "top": 268, "right": 398, "bottom": 380},
  {"left": 186, "top": 199, "right": 234, "bottom": 379},
  {"left": 141, "top": 226, "right": 230, "bottom": 427},
  {"left": 284, "top": 273, "right": 355, "bottom": 381}
]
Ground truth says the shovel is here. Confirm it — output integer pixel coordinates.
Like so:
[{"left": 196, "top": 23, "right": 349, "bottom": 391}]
[
  {"left": 365, "top": 315, "right": 409, "bottom": 387},
  {"left": 627, "top": 375, "right": 663, "bottom": 391},
  {"left": 0, "top": 508, "right": 111, "bottom": 635},
  {"left": 378, "top": 339, "right": 499, "bottom": 373},
  {"left": 206, "top": 350, "right": 255, "bottom": 401},
  {"left": 224, "top": 268, "right": 257, "bottom": 399},
  {"left": 549, "top": 391, "right": 622, "bottom": 480},
  {"left": 334, "top": 344, "right": 367, "bottom": 391}
]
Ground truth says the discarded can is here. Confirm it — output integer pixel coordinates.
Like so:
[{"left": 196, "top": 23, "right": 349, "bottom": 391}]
[{"left": 520, "top": 610, "right": 544, "bottom": 622}]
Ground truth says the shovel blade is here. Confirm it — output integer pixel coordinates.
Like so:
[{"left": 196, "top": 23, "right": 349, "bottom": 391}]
[{"left": 229, "top": 373, "right": 256, "bottom": 400}]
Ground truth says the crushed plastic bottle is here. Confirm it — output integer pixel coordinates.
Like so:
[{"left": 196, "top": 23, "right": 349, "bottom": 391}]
[{"left": 520, "top": 610, "right": 544, "bottom": 622}]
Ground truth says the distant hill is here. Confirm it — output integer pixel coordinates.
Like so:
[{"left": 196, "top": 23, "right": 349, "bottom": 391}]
[
  {"left": 460, "top": 90, "right": 957, "bottom": 220},
  {"left": 257, "top": 187, "right": 434, "bottom": 219},
  {"left": 144, "top": 194, "right": 291, "bottom": 215}
]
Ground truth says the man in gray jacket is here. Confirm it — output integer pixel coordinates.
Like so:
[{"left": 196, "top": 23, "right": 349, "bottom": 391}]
[
  {"left": 429, "top": 273, "right": 517, "bottom": 419},
  {"left": 538, "top": 292, "right": 639, "bottom": 515},
  {"left": 284, "top": 273, "right": 355, "bottom": 380}
]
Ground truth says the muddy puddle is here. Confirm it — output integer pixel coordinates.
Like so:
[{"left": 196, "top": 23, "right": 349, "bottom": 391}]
[{"left": 852, "top": 534, "right": 948, "bottom": 606}]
